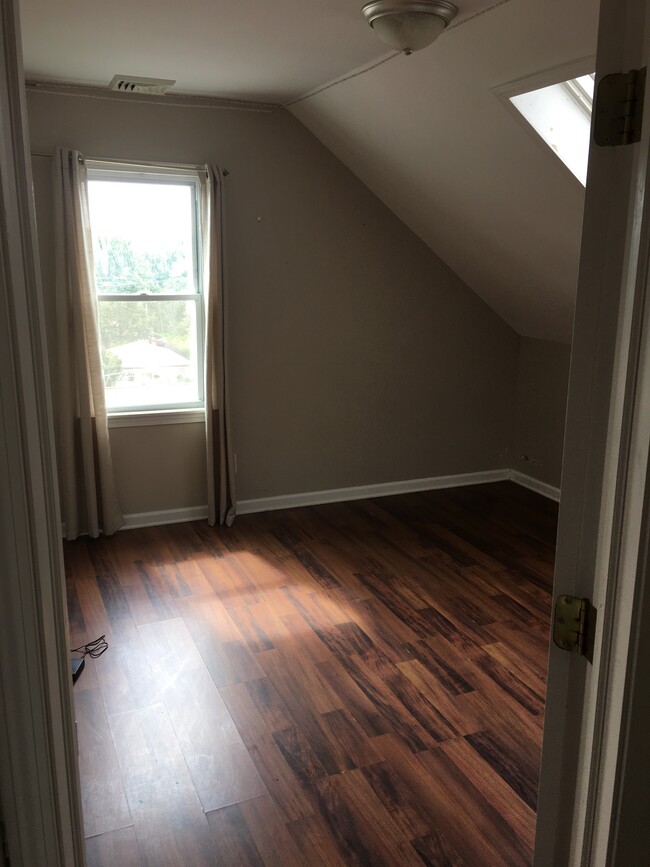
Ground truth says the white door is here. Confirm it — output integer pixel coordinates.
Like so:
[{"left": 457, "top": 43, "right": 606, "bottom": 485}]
[{"left": 535, "top": 0, "right": 650, "bottom": 863}]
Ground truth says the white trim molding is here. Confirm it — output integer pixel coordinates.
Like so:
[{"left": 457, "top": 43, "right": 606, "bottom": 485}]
[
  {"left": 122, "top": 504, "right": 208, "bottom": 529},
  {"left": 108, "top": 408, "right": 205, "bottom": 428},
  {"left": 116, "top": 468, "right": 560, "bottom": 529},
  {"left": 0, "top": 1, "right": 85, "bottom": 862},
  {"left": 237, "top": 469, "right": 511, "bottom": 515},
  {"left": 509, "top": 469, "right": 561, "bottom": 502}
]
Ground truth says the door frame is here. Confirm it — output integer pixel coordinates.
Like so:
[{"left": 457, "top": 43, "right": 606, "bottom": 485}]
[
  {"left": 0, "top": 1, "right": 84, "bottom": 864},
  {"left": 535, "top": 0, "right": 650, "bottom": 863}
]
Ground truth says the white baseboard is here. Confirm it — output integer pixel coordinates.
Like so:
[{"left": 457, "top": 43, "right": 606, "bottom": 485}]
[
  {"left": 509, "top": 469, "right": 561, "bottom": 502},
  {"left": 121, "top": 504, "right": 208, "bottom": 530},
  {"left": 236, "top": 469, "right": 511, "bottom": 515},
  {"left": 116, "top": 467, "right": 559, "bottom": 530}
]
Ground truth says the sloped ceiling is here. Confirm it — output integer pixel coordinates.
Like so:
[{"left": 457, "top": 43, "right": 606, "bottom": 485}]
[
  {"left": 290, "top": 0, "right": 600, "bottom": 343},
  {"left": 19, "top": 0, "right": 600, "bottom": 341}
]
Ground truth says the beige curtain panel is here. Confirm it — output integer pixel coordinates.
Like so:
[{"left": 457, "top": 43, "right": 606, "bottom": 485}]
[
  {"left": 201, "top": 165, "right": 236, "bottom": 526},
  {"left": 53, "top": 148, "right": 124, "bottom": 540}
]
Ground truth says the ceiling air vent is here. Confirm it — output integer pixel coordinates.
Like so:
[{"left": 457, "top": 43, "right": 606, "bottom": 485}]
[{"left": 109, "top": 74, "right": 176, "bottom": 95}]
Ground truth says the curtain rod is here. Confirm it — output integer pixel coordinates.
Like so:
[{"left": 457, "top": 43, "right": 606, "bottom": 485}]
[{"left": 30, "top": 152, "right": 209, "bottom": 173}]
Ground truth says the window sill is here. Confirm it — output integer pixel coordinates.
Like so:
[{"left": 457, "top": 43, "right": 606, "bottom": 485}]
[{"left": 108, "top": 408, "right": 205, "bottom": 428}]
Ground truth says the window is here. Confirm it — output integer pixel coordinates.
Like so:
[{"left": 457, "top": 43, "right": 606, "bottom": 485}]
[
  {"left": 87, "top": 164, "right": 203, "bottom": 414},
  {"left": 499, "top": 69, "right": 595, "bottom": 186}
]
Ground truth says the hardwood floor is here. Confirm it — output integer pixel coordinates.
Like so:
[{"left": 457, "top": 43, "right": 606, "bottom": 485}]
[{"left": 65, "top": 481, "right": 557, "bottom": 867}]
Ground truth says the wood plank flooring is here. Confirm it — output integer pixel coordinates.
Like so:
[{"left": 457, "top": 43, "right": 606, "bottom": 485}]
[{"left": 65, "top": 481, "right": 557, "bottom": 867}]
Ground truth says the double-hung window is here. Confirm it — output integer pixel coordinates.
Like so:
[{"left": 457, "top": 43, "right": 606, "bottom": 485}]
[{"left": 87, "top": 163, "right": 204, "bottom": 415}]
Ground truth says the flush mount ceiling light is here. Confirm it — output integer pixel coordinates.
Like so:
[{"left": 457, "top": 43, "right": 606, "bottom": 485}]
[{"left": 362, "top": 0, "right": 458, "bottom": 54}]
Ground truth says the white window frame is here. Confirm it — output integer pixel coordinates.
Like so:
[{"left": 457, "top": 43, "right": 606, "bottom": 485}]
[
  {"left": 86, "top": 161, "right": 205, "bottom": 419},
  {"left": 492, "top": 56, "right": 596, "bottom": 186},
  {"left": 563, "top": 74, "right": 595, "bottom": 120}
]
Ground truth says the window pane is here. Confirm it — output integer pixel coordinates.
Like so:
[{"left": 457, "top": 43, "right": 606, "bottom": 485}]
[
  {"left": 99, "top": 299, "right": 201, "bottom": 410},
  {"left": 509, "top": 76, "right": 593, "bottom": 186},
  {"left": 574, "top": 73, "right": 595, "bottom": 100},
  {"left": 88, "top": 181, "right": 196, "bottom": 295}
]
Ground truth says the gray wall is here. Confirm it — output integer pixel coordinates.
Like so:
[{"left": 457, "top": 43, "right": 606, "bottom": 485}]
[
  {"left": 28, "top": 86, "right": 520, "bottom": 515},
  {"left": 512, "top": 337, "right": 571, "bottom": 489}
]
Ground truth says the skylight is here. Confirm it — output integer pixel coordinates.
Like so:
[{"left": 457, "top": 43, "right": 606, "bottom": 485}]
[{"left": 509, "top": 74, "right": 595, "bottom": 185}]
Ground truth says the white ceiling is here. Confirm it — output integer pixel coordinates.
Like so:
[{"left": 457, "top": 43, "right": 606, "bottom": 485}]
[
  {"left": 19, "top": 0, "right": 498, "bottom": 103},
  {"left": 291, "top": 0, "right": 600, "bottom": 342},
  {"left": 19, "top": 0, "right": 600, "bottom": 341}
]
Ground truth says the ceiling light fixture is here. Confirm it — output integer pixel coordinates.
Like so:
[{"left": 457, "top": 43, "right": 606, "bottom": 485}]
[{"left": 362, "top": 0, "right": 458, "bottom": 55}]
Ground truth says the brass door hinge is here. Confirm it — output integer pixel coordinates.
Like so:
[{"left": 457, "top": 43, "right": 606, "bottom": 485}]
[
  {"left": 553, "top": 595, "right": 597, "bottom": 663},
  {"left": 594, "top": 67, "right": 646, "bottom": 147}
]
